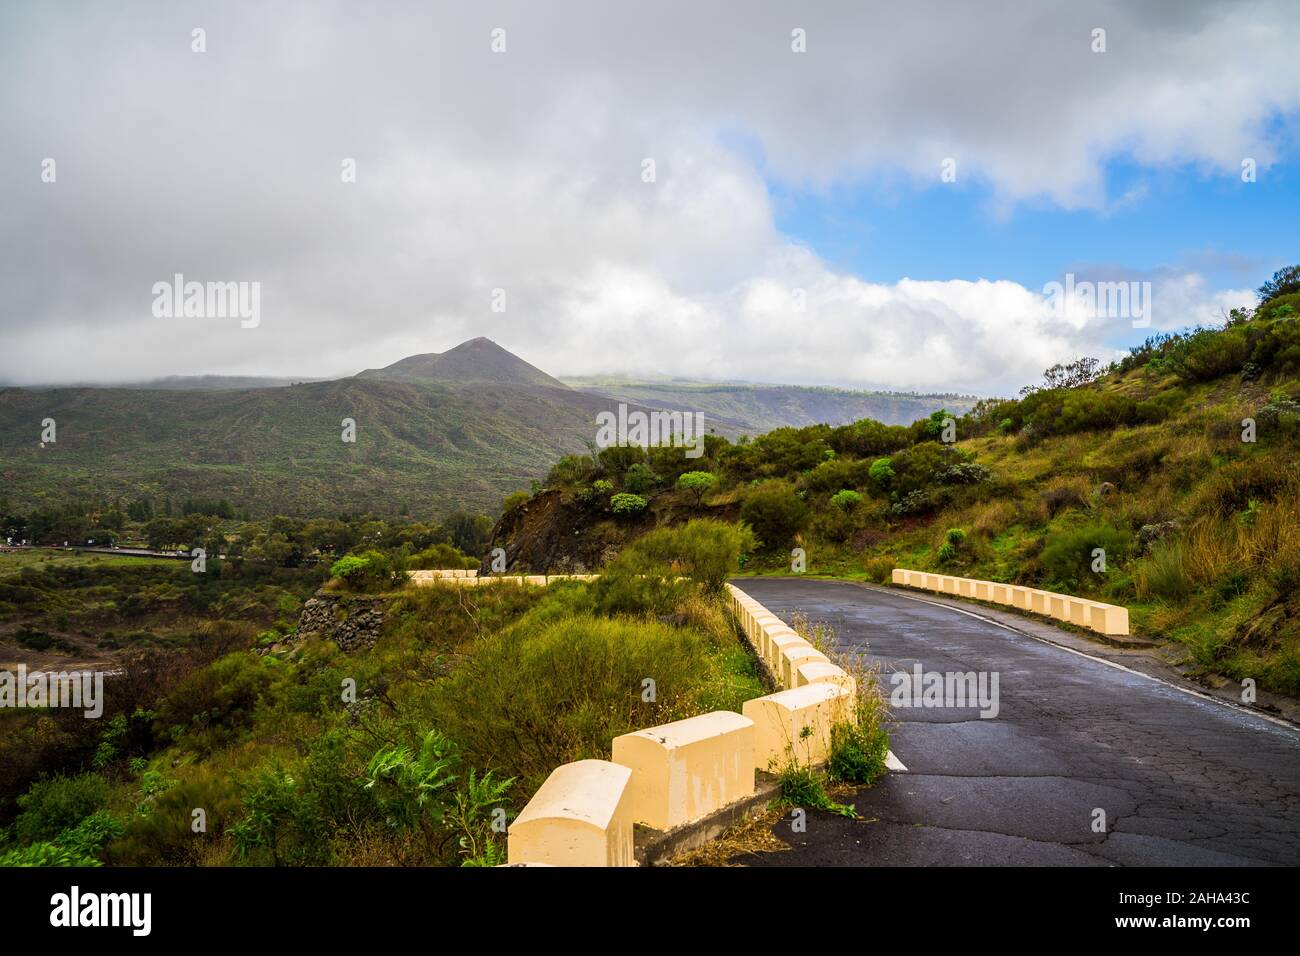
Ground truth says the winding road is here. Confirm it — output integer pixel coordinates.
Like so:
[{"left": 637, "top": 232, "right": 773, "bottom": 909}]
[{"left": 733, "top": 577, "right": 1300, "bottom": 867}]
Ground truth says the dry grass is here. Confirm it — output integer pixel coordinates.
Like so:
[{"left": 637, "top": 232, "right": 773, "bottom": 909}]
[
  {"left": 970, "top": 499, "right": 1018, "bottom": 538},
  {"left": 664, "top": 802, "right": 790, "bottom": 866}
]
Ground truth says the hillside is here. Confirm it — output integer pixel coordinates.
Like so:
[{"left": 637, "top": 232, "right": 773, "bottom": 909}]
[
  {"left": 487, "top": 289, "right": 1300, "bottom": 698},
  {"left": 2, "top": 337, "right": 983, "bottom": 520},
  {"left": 0, "top": 378, "right": 650, "bottom": 518},
  {"left": 566, "top": 378, "right": 978, "bottom": 432}
]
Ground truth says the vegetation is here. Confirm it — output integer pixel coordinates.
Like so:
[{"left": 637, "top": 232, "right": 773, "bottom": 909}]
[
  {"left": 0, "top": 520, "right": 761, "bottom": 866},
  {"left": 509, "top": 268, "right": 1300, "bottom": 697}
]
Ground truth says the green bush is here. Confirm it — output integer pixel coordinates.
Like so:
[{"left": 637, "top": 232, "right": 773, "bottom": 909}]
[
  {"left": 501, "top": 491, "right": 530, "bottom": 513},
  {"left": 830, "top": 489, "right": 863, "bottom": 512},
  {"left": 329, "top": 550, "right": 403, "bottom": 592},
  {"left": 1039, "top": 524, "right": 1130, "bottom": 590},
  {"left": 606, "top": 519, "right": 755, "bottom": 595},
  {"left": 108, "top": 761, "right": 315, "bottom": 866},
  {"left": 828, "top": 718, "right": 889, "bottom": 785},
  {"left": 14, "top": 774, "right": 109, "bottom": 844},
  {"left": 740, "top": 482, "right": 808, "bottom": 549},
  {"left": 0, "top": 841, "right": 97, "bottom": 867},
  {"left": 425, "top": 613, "right": 743, "bottom": 791},
  {"left": 868, "top": 457, "right": 895, "bottom": 487},
  {"left": 623, "top": 463, "right": 657, "bottom": 495},
  {"left": 610, "top": 493, "right": 649, "bottom": 516},
  {"left": 229, "top": 768, "right": 327, "bottom": 866},
  {"left": 152, "top": 652, "right": 279, "bottom": 750}
]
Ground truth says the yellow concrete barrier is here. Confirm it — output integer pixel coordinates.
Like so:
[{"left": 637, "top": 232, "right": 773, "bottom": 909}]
[
  {"left": 759, "top": 622, "right": 801, "bottom": 664},
  {"left": 507, "top": 759, "right": 636, "bottom": 867},
  {"left": 892, "top": 568, "right": 1130, "bottom": 636},
  {"left": 611, "top": 711, "right": 756, "bottom": 831},
  {"left": 767, "top": 632, "right": 811, "bottom": 672},
  {"left": 743, "top": 683, "right": 853, "bottom": 770},
  {"left": 781, "top": 644, "right": 830, "bottom": 688},
  {"left": 793, "top": 660, "right": 856, "bottom": 695}
]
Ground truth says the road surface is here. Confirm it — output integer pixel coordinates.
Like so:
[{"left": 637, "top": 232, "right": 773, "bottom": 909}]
[{"left": 733, "top": 577, "right": 1300, "bottom": 866}]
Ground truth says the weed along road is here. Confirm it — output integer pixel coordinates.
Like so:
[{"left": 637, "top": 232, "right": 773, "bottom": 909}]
[{"left": 732, "top": 577, "right": 1300, "bottom": 867}]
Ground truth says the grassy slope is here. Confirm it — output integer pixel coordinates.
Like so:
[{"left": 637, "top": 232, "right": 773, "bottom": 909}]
[
  {"left": 513, "top": 309, "right": 1300, "bottom": 696},
  {"left": 0, "top": 379, "right": 640, "bottom": 518}
]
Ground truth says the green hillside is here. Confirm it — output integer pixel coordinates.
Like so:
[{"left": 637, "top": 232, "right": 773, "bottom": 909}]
[
  {"left": 492, "top": 285, "right": 1300, "bottom": 697},
  {"left": 0, "top": 379, "right": 631, "bottom": 518}
]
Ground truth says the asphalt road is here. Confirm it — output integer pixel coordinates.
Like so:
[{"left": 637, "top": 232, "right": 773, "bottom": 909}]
[{"left": 733, "top": 577, "right": 1300, "bottom": 867}]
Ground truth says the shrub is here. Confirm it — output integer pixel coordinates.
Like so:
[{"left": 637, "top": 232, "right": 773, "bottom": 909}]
[
  {"left": 606, "top": 519, "right": 755, "bottom": 595},
  {"left": 501, "top": 491, "right": 530, "bottom": 514},
  {"left": 1134, "top": 540, "right": 1193, "bottom": 602},
  {"left": 830, "top": 489, "right": 863, "bottom": 513},
  {"left": 1039, "top": 524, "right": 1130, "bottom": 590},
  {"left": 1257, "top": 264, "right": 1300, "bottom": 303},
  {"left": 828, "top": 717, "right": 889, "bottom": 785},
  {"left": 676, "top": 471, "right": 717, "bottom": 505},
  {"left": 229, "top": 768, "right": 327, "bottom": 866},
  {"left": 425, "top": 614, "right": 740, "bottom": 791},
  {"left": 610, "top": 493, "right": 649, "bottom": 516},
  {"left": 14, "top": 774, "right": 109, "bottom": 844},
  {"left": 0, "top": 841, "right": 97, "bottom": 867},
  {"left": 152, "top": 652, "right": 279, "bottom": 750},
  {"left": 623, "top": 463, "right": 657, "bottom": 495},
  {"left": 868, "top": 458, "right": 895, "bottom": 487},
  {"left": 329, "top": 550, "right": 403, "bottom": 592},
  {"left": 740, "top": 482, "right": 808, "bottom": 549},
  {"left": 108, "top": 765, "right": 284, "bottom": 866}
]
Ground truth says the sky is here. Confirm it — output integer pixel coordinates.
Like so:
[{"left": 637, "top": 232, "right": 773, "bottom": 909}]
[{"left": 1, "top": 0, "right": 1296, "bottom": 396}]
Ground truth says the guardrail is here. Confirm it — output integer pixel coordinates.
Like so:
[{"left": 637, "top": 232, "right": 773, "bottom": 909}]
[
  {"left": 890, "top": 568, "right": 1129, "bottom": 636},
  {"left": 501, "top": 581, "right": 856, "bottom": 867}
]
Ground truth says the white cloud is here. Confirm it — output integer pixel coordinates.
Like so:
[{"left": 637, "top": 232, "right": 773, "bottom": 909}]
[{"left": 0, "top": 0, "right": 1291, "bottom": 391}]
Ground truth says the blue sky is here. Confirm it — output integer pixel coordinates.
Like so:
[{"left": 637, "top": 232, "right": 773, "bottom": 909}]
[{"left": 772, "top": 157, "right": 1296, "bottom": 352}]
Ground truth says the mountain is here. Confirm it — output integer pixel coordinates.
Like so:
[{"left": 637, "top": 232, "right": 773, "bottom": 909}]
[
  {"left": 564, "top": 378, "right": 979, "bottom": 432},
  {"left": 355, "top": 337, "right": 566, "bottom": 388},
  {"left": 0, "top": 378, "right": 658, "bottom": 519},
  {"left": 0, "top": 337, "right": 981, "bottom": 519}
]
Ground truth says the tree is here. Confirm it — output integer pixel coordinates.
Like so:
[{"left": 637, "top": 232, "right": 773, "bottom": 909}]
[
  {"left": 830, "top": 489, "right": 863, "bottom": 513},
  {"left": 739, "top": 482, "right": 808, "bottom": 549},
  {"left": 676, "top": 471, "right": 717, "bottom": 505},
  {"left": 1257, "top": 265, "right": 1300, "bottom": 304}
]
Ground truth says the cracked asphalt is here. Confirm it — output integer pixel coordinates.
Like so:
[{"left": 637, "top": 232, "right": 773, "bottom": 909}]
[{"left": 731, "top": 577, "right": 1300, "bottom": 867}]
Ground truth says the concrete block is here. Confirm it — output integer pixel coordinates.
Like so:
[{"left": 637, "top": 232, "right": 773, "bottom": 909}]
[
  {"left": 781, "top": 644, "right": 830, "bottom": 688},
  {"left": 794, "top": 661, "right": 857, "bottom": 696},
  {"left": 1067, "top": 598, "right": 1092, "bottom": 627},
  {"left": 611, "top": 711, "right": 756, "bottom": 831},
  {"left": 742, "top": 683, "right": 853, "bottom": 770},
  {"left": 1089, "top": 602, "right": 1129, "bottom": 635},
  {"left": 508, "top": 759, "right": 635, "bottom": 867},
  {"left": 767, "top": 632, "right": 811, "bottom": 676}
]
